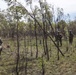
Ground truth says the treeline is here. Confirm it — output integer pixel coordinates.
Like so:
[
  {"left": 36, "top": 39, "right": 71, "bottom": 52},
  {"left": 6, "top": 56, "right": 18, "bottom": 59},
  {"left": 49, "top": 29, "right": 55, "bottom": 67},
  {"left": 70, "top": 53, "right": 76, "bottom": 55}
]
[
  {"left": 0, "top": 0, "right": 76, "bottom": 39},
  {"left": 0, "top": 11, "right": 76, "bottom": 38}
]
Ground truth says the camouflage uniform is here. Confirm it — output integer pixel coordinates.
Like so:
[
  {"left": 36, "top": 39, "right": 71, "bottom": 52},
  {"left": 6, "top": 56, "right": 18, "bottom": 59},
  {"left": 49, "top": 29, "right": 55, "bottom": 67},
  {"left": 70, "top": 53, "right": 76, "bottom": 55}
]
[
  {"left": 0, "top": 38, "right": 3, "bottom": 55},
  {"left": 55, "top": 31, "right": 62, "bottom": 47},
  {"left": 69, "top": 30, "right": 74, "bottom": 44}
]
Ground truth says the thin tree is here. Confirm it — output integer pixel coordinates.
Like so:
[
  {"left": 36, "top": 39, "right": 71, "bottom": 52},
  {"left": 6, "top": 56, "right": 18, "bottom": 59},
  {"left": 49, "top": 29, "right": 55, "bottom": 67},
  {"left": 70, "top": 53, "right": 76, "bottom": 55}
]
[
  {"left": 34, "top": 15, "right": 39, "bottom": 58},
  {"left": 15, "top": 1, "right": 20, "bottom": 75},
  {"left": 15, "top": 9, "right": 20, "bottom": 75},
  {"left": 23, "top": 27, "right": 28, "bottom": 75},
  {"left": 29, "top": 18, "right": 33, "bottom": 57},
  {"left": 42, "top": 54, "right": 45, "bottom": 75}
]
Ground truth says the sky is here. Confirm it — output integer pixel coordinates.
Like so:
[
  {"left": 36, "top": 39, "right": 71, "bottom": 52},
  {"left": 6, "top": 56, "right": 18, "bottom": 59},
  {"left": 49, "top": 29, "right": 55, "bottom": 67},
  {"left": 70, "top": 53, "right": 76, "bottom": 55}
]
[
  {"left": 0, "top": 0, "right": 76, "bottom": 20},
  {"left": 47, "top": 0, "right": 76, "bottom": 20},
  {"left": 0, "top": 0, "right": 7, "bottom": 10},
  {"left": 48, "top": 0, "right": 76, "bottom": 13}
]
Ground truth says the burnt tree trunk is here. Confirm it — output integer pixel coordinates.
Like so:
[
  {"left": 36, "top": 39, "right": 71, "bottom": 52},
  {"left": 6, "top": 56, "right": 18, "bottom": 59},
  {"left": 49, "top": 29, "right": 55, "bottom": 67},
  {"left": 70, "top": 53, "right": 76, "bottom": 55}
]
[
  {"left": 29, "top": 23, "right": 33, "bottom": 57},
  {"left": 42, "top": 54, "right": 45, "bottom": 75},
  {"left": 16, "top": 9, "right": 20, "bottom": 75},
  {"left": 34, "top": 16, "right": 39, "bottom": 58}
]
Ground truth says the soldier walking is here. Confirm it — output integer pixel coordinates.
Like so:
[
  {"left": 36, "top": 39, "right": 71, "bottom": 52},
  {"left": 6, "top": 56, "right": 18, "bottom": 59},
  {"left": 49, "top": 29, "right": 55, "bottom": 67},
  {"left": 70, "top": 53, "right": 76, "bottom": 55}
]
[
  {"left": 69, "top": 30, "right": 74, "bottom": 45},
  {"left": 55, "top": 31, "right": 62, "bottom": 47},
  {"left": 0, "top": 37, "right": 3, "bottom": 55}
]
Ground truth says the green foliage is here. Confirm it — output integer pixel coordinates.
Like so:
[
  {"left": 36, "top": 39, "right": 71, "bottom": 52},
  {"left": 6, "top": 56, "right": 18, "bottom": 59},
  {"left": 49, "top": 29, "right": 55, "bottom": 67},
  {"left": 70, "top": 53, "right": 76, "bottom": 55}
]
[
  {"left": 68, "top": 20, "right": 76, "bottom": 35},
  {"left": 57, "top": 20, "right": 67, "bottom": 30},
  {"left": 57, "top": 8, "right": 64, "bottom": 21}
]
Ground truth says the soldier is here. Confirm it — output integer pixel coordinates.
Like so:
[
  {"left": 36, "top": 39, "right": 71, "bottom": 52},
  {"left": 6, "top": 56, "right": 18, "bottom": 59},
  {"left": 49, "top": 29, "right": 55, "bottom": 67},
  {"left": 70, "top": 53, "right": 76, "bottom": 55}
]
[
  {"left": 55, "top": 31, "right": 62, "bottom": 47},
  {"left": 59, "top": 32, "right": 62, "bottom": 46},
  {"left": 0, "top": 37, "right": 3, "bottom": 55},
  {"left": 69, "top": 30, "right": 74, "bottom": 44}
]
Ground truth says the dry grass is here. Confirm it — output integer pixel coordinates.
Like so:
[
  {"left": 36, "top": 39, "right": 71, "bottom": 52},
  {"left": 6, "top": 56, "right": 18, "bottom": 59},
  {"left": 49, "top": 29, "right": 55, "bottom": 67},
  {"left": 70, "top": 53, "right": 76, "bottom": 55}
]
[{"left": 0, "top": 37, "right": 76, "bottom": 75}]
